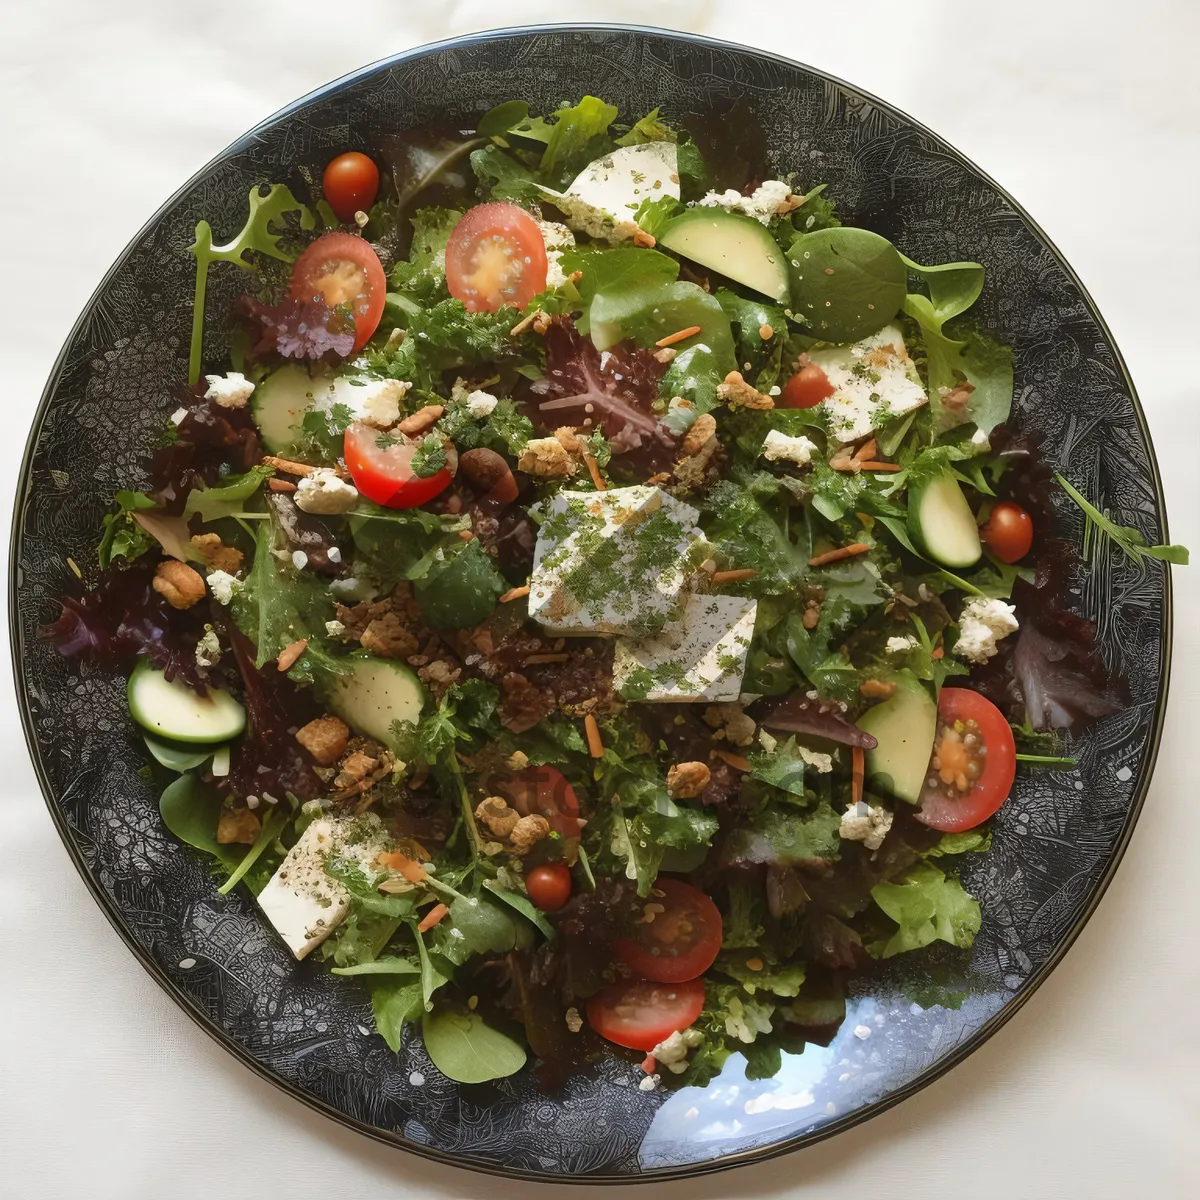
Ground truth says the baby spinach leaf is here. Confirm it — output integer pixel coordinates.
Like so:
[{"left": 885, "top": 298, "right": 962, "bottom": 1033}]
[
  {"left": 158, "top": 775, "right": 241, "bottom": 868},
  {"left": 421, "top": 1006, "right": 527, "bottom": 1084},
  {"left": 428, "top": 888, "right": 529, "bottom": 965},
  {"left": 715, "top": 288, "right": 790, "bottom": 391},
  {"left": 900, "top": 255, "right": 984, "bottom": 327},
  {"left": 413, "top": 539, "right": 507, "bottom": 629},
  {"left": 926, "top": 828, "right": 993, "bottom": 857},
  {"left": 788, "top": 227, "right": 907, "bottom": 342},
  {"left": 477, "top": 100, "right": 530, "bottom": 139}
]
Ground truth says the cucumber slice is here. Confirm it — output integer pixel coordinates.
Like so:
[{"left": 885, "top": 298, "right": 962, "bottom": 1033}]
[
  {"left": 908, "top": 472, "right": 982, "bottom": 568},
  {"left": 252, "top": 365, "right": 358, "bottom": 454},
  {"left": 326, "top": 655, "right": 426, "bottom": 760},
  {"left": 857, "top": 672, "right": 938, "bottom": 804},
  {"left": 143, "top": 733, "right": 215, "bottom": 773},
  {"left": 127, "top": 661, "right": 246, "bottom": 745},
  {"left": 657, "top": 208, "right": 790, "bottom": 303}
]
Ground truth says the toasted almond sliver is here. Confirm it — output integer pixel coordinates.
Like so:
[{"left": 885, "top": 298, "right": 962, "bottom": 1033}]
[{"left": 276, "top": 638, "right": 308, "bottom": 672}]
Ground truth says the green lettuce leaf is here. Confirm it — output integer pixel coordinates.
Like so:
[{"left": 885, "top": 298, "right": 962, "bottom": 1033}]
[
  {"left": 98, "top": 490, "right": 157, "bottom": 568},
  {"left": 868, "top": 862, "right": 981, "bottom": 957}
]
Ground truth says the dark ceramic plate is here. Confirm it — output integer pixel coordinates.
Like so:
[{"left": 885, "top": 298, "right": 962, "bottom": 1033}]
[{"left": 10, "top": 23, "right": 1172, "bottom": 1183}]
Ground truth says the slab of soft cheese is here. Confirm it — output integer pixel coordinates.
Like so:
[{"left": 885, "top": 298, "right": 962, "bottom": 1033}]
[
  {"left": 807, "top": 324, "right": 927, "bottom": 444},
  {"left": 540, "top": 142, "right": 680, "bottom": 242},
  {"left": 257, "top": 817, "right": 384, "bottom": 960},
  {"left": 528, "top": 485, "right": 702, "bottom": 636},
  {"left": 613, "top": 593, "right": 758, "bottom": 702}
]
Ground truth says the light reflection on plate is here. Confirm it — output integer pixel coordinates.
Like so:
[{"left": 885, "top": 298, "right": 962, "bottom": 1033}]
[{"left": 640, "top": 989, "right": 1007, "bottom": 1169}]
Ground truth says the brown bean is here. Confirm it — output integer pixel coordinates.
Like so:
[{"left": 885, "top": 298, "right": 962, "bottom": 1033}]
[{"left": 459, "top": 448, "right": 519, "bottom": 506}]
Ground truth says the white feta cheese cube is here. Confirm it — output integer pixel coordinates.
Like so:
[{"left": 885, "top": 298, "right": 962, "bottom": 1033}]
[
  {"left": 540, "top": 142, "right": 680, "bottom": 243},
  {"left": 761, "top": 429, "right": 818, "bottom": 467},
  {"left": 256, "top": 818, "right": 384, "bottom": 960},
  {"left": 807, "top": 325, "right": 927, "bottom": 443},
  {"left": 529, "top": 485, "right": 702, "bottom": 636},
  {"left": 204, "top": 371, "right": 255, "bottom": 408},
  {"left": 953, "top": 597, "right": 1019, "bottom": 665},
  {"left": 614, "top": 593, "right": 758, "bottom": 702}
]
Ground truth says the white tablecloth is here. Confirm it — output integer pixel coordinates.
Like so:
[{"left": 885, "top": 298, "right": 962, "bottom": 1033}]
[{"left": 2, "top": 2, "right": 1197, "bottom": 1195}]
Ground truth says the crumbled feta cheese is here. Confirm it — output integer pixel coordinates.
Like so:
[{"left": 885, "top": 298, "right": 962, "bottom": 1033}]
[
  {"left": 840, "top": 801, "right": 894, "bottom": 851},
  {"left": 465, "top": 389, "right": 499, "bottom": 418},
  {"left": 326, "top": 546, "right": 342, "bottom": 564},
  {"left": 540, "top": 142, "right": 680, "bottom": 243},
  {"left": 953, "top": 597, "right": 1019, "bottom": 664},
  {"left": 204, "top": 371, "right": 255, "bottom": 408},
  {"left": 970, "top": 428, "right": 991, "bottom": 453},
  {"left": 797, "top": 745, "right": 834, "bottom": 774},
  {"left": 291, "top": 550, "right": 309, "bottom": 571},
  {"left": 529, "top": 486, "right": 702, "bottom": 636},
  {"left": 885, "top": 635, "right": 919, "bottom": 654},
  {"left": 169, "top": 406, "right": 189, "bottom": 425},
  {"left": 724, "top": 995, "right": 774, "bottom": 1043},
  {"left": 614, "top": 595, "right": 758, "bottom": 702},
  {"left": 294, "top": 467, "right": 359, "bottom": 515},
  {"left": 536, "top": 219, "right": 576, "bottom": 289},
  {"left": 697, "top": 179, "right": 793, "bottom": 224},
  {"left": 806, "top": 326, "right": 928, "bottom": 443},
  {"left": 854, "top": 1024, "right": 872, "bottom": 1040},
  {"left": 315, "top": 376, "right": 410, "bottom": 428},
  {"left": 194, "top": 625, "right": 221, "bottom": 669},
  {"left": 649, "top": 1028, "right": 704, "bottom": 1075},
  {"left": 761, "top": 429, "right": 818, "bottom": 467},
  {"left": 565, "top": 1007, "right": 583, "bottom": 1033},
  {"left": 206, "top": 570, "right": 243, "bottom": 605},
  {"left": 325, "top": 620, "right": 346, "bottom": 638},
  {"left": 638, "top": 1074, "right": 661, "bottom": 1092}
]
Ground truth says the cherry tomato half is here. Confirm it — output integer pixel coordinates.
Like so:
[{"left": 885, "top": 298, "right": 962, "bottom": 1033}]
[
  {"left": 916, "top": 688, "right": 1016, "bottom": 833},
  {"left": 614, "top": 878, "right": 723, "bottom": 984},
  {"left": 981, "top": 501, "right": 1034, "bottom": 564},
  {"left": 780, "top": 362, "right": 835, "bottom": 409},
  {"left": 525, "top": 863, "right": 572, "bottom": 912},
  {"left": 587, "top": 976, "right": 706, "bottom": 1052},
  {"left": 343, "top": 423, "right": 456, "bottom": 509},
  {"left": 289, "top": 232, "right": 386, "bottom": 351},
  {"left": 491, "top": 765, "right": 583, "bottom": 841},
  {"left": 323, "top": 152, "right": 380, "bottom": 223},
  {"left": 445, "top": 203, "right": 548, "bottom": 313}
]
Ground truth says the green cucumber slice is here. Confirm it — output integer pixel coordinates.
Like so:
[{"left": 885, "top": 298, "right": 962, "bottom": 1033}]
[
  {"left": 127, "top": 661, "right": 246, "bottom": 745},
  {"left": 326, "top": 655, "right": 426, "bottom": 760},
  {"left": 908, "top": 472, "right": 982, "bottom": 568}
]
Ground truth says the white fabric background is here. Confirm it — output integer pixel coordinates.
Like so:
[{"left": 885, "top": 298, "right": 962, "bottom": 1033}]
[{"left": 2, "top": 2, "right": 1197, "bottom": 1195}]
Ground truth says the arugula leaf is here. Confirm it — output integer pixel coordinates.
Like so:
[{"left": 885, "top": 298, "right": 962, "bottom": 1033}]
[
  {"left": 98, "top": 490, "right": 157, "bottom": 568},
  {"left": 188, "top": 183, "right": 314, "bottom": 384},
  {"left": 390, "top": 679, "right": 500, "bottom": 769},
  {"left": 615, "top": 107, "right": 677, "bottom": 146},
  {"left": 331, "top": 956, "right": 421, "bottom": 977},
  {"left": 1056, "top": 473, "right": 1188, "bottom": 566},
  {"left": 182, "top": 465, "right": 274, "bottom": 524},
  {"left": 413, "top": 539, "right": 508, "bottom": 629},
  {"left": 215, "top": 805, "right": 287, "bottom": 896},
  {"left": 324, "top": 855, "right": 419, "bottom": 920},
  {"left": 477, "top": 100, "right": 530, "bottom": 139},
  {"left": 421, "top": 1006, "right": 526, "bottom": 1084},
  {"left": 469, "top": 144, "right": 543, "bottom": 204},
  {"left": 411, "top": 924, "right": 451, "bottom": 1012},
  {"left": 482, "top": 879, "right": 557, "bottom": 940},
  {"left": 868, "top": 862, "right": 981, "bottom": 957},
  {"left": 538, "top": 96, "right": 618, "bottom": 188}
]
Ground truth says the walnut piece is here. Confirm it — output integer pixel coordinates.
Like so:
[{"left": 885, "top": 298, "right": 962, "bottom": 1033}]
[
  {"left": 190, "top": 533, "right": 243, "bottom": 574},
  {"left": 509, "top": 814, "right": 551, "bottom": 854},
  {"left": 295, "top": 715, "right": 350, "bottom": 766},
  {"left": 475, "top": 796, "right": 520, "bottom": 839},
  {"left": 717, "top": 370, "right": 775, "bottom": 410},
  {"left": 553, "top": 425, "right": 582, "bottom": 454},
  {"left": 360, "top": 611, "right": 420, "bottom": 660},
  {"left": 398, "top": 404, "right": 445, "bottom": 436},
  {"left": 152, "top": 560, "right": 206, "bottom": 609},
  {"left": 703, "top": 702, "right": 757, "bottom": 747},
  {"left": 517, "top": 437, "right": 577, "bottom": 478},
  {"left": 667, "top": 761, "right": 712, "bottom": 799},
  {"left": 334, "top": 749, "right": 380, "bottom": 791},
  {"left": 217, "top": 807, "right": 261, "bottom": 845}
]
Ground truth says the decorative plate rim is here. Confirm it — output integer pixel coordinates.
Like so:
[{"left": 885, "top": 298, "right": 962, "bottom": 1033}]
[{"left": 8, "top": 22, "right": 1174, "bottom": 1184}]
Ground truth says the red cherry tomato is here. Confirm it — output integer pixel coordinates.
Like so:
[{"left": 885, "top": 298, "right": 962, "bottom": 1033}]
[
  {"left": 981, "top": 501, "right": 1034, "bottom": 563},
  {"left": 525, "top": 864, "right": 572, "bottom": 912},
  {"left": 289, "top": 232, "right": 386, "bottom": 351},
  {"left": 342, "top": 423, "right": 456, "bottom": 509},
  {"left": 614, "top": 878, "right": 723, "bottom": 984},
  {"left": 587, "top": 976, "right": 706, "bottom": 1052},
  {"left": 916, "top": 688, "right": 1016, "bottom": 833},
  {"left": 445, "top": 203, "right": 548, "bottom": 313},
  {"left": 322, "top": 152, "right": 380, "bottom": 223},
  {"left": 780, "top": 362, "right": 835, "bottom": 409},
  {"left": 491, "top": 766, "right": 583, "bottom": 840}
]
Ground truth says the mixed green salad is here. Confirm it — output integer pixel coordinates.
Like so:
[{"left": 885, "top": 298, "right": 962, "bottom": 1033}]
[{"left": 48, "top": 96, "right": 1187, "bottom": 1090}]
